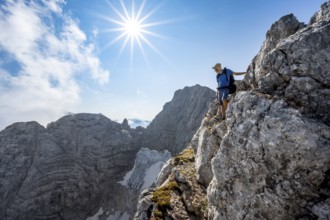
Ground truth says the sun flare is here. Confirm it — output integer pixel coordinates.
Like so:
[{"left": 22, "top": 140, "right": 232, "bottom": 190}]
[
  {"left": 101, "top": 0, "right": 168, "bottom": 61},
  {"left": 124, "top": 20, "right": 142, "bottom": 37}
]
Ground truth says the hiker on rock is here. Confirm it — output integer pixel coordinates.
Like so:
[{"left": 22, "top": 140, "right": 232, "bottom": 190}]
[{"left": 213, "top": 63, "right": 245, "bottom": 119}]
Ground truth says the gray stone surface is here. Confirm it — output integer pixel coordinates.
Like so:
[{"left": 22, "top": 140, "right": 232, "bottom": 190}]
[
  {"left": 191, "top": 113, "right": 222, "bottom": 187},
  {"left": 135, "top": 2, "right": 330, "bottom": 220},
  {"left": 244, "top": 3, "right": 330, "bottom": 123},
  {"left": 244, "top": 14, "right": 305, "bottom": 91},
  {"left": 208, "top": 92, "right": 330, "bottom": 219},
  {"left": 142, "top": 84, "right": 215, "bottom": 154},
  {"left": 0, "top": 114, "right": 140, "bottom": 220},
  {"left": 206, "top": 3, "right": 330, "bottom": 219},
  {"left": 155, "top": 158, "right": 175, "bottom": 187},
  {"left": 134, "top": 148, "right": 208, "bottom": 220},
  {"left": 0, "top": 85, "right": 213, "bottom": 220},
  {"left": 310, "top": 1, "right": 330, "bottom": 25}
]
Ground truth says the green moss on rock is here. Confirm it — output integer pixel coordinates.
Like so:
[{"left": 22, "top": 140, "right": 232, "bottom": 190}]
[
  {"left": 152, "top": 181, "right": 180, "bottom": 208},
  {"left": 174, "top": 147, "right": 195, "bottom": 166}
]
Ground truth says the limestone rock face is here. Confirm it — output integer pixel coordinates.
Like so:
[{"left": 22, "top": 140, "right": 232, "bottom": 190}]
[
  {"left": 245, "top": 14, "right": 305, "bottom": 91},
  {"left": 245, "top": 2, "right": 330, "bottom": 123},
  {"left": 134, "top": 148, "right": 208, "bottom": 220},
  {"left": 0, "top": 122, "right": 46, "bottom": 219},
  {"left": 0, "top": 114, "right": 140, "bottom": 220},
  {"left": 87, "top": 148, "right": 172, "bottom": 220},
  {"left": 142, "top": 84, "right": 215, "bottom": 154},
  {"left": 0, "top": 85, "right": 212, "bottom": 220},
  {"left": 191, "top": 105, "right": 225, "bottom": 187},
  {"left": 204, "top": 2, "right": 330, "bottom": 219},
  {"left": 310, "top": 1, "right": 330, "bottom": 24},
  {"left": 207, "top": 92, "right": 330, "bottom": 219},
  {"left": 135, "top": 2, "right": 330, "bottom": 220}
]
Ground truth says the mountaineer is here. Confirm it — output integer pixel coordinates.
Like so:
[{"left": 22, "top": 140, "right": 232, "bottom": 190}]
[{"left": 212, "top": 63, "right": 246, "bottom": 119}]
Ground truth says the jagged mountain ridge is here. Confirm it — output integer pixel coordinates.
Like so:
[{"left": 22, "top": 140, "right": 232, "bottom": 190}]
[
  {"left": 135, "top": 2, "right": 330, "bottom": 220},
  {"left": 142, "top": 85, "right": 215, "bottom": 154},
  {"left": 1, "top": 114, "right": 140, "bottom": 220},
  {"left": 0, "top": 85, "right": 215, "bottom": 220}
]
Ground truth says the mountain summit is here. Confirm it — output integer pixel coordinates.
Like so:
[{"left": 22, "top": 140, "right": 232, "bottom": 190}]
[
  {"left": 135, "top": 2, "right": 330, "bottom": 220},
  {"left": 142, "top": 84, "right": 215, "bottom": 154}
]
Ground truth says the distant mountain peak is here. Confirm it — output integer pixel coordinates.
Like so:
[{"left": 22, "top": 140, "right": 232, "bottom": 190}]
[{"left": 127, "top": 118, "right": 151, "bottom": 129}]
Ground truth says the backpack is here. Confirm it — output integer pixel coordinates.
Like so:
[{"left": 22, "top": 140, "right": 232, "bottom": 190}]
[{"left": 224, "top": 68, "right": 237, "bottom": 94}]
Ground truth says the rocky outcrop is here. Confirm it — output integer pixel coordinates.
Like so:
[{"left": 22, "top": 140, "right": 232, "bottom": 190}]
[
  {"left": 134, "top": 148, "right": 208, "bottom": 220},
  {"left": 136, "top": 2, "right": 330, "bottom": 220},
  {"left": 245, "top": 14, "right": 305, "bottom": 91},
  {"left": 0, "top": 85, "right": 214, "bottom": 220},
  {"left": 205, "top": 93, "right": 330, "bottom": 219},
  {"left": 0, "top": 114, "right": 140, "bottom": 220},
  {"left": 87, "top": 148, "right": 172, "bottom": 220},
  {"left": 206, "top": 2, "right": 330, "bottom": 219},
  {"left": 142, "top": 85, "right": 215, "bottom": 154},
  {"left": 245, "top": 2, "right": 330, "bottom": 123}
]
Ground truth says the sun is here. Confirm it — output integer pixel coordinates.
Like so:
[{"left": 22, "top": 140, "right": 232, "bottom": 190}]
[
  {"left": 124, "top": 19, "right": 142, "bottom": 37},
  {"left": 101, "top": 0, "right": 167, "bottom": 61}
]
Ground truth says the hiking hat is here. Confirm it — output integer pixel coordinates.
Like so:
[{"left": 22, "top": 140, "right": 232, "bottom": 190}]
[{"left": 212, "top": 63, "right": 221, "bottom": 70}]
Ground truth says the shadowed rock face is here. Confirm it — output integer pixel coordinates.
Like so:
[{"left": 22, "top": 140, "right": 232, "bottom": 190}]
[
  {"left": 142, "top": 84, "right": 215, "bottom": 154},
  {"left": 0, "top": 114, "right": 140, "bottom": 220},
  {"left": 0, "top": 85, "right": 215, "bottom": 220},
  {"left": 135, "top": 2, "right": 330, "bottom": 220}
]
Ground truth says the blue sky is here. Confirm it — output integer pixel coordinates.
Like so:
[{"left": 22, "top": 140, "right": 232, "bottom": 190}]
[{"left": 0, "top": 0, "right": 326, "bottom": 130}]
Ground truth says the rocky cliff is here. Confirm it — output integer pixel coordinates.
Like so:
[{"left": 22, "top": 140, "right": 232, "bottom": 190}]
[
  {"left": 142, "top": 85, "right": 215, "bottom": 154},
  {"left": 134, "top": 148, "right": 208, "bottom": 220},
  {"left": 0, "top": 85, "right": 215, "bottom": 220},
  {"left": 135, "top": 2, "right": 330, "bottom": 220},
  {"left": 0, "top": 114, "right": 140, "bottom": 220}
]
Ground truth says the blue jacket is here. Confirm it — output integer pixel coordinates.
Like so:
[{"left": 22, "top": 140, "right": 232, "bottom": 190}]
[{"left": 216, "top": 68, "right": 233, "bottom": 89}]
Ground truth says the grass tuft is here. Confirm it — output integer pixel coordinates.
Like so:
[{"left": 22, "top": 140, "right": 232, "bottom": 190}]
[
  {"left": 152, "top": 181, "right": 180, "bottom": 208},
  {"left": 174, "top": 147, "right": 195, "bottom": 166}
]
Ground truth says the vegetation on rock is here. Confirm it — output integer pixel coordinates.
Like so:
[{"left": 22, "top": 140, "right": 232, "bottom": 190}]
[
  {"left": 174, "top": 147, "right": 194, "bottom": 166},
  {"left": 147, "top": 147, "right": 208, "bottom": 219}
]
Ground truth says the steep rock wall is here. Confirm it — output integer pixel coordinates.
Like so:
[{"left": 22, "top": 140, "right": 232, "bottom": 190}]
[
  {"left": 0, "top": 114, "right": 140, "bottom": 219},
  {"left": 142, "top": 85, "right": 215, "bottom": 154},
  {"left": 245, "top": 4, "right": 330, "bottom": 123},
  {"left": 0, "top": 85, "right": 214, "bottom": 220},
  {"left": 135, "top": 2, "right": 330, "bottom": 220},
  {"left": 202, "top": 2, "right": 330, "bottom": 219}
]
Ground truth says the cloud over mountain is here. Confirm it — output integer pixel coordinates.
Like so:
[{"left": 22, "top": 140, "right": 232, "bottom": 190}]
[{"left": 0, "top": 0, "right": 109, "bottom": 130}]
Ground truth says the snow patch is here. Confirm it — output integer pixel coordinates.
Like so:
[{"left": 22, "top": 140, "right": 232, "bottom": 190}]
[
  {"left": 142, "top": 161, "right": 167, "bottom": 189},
  {"left": 106, "top": 211, "right": 130, "bottom": 220},
  {"left": 86, "top": 207, "right": 104, "bottom": 220},
  {"left": 87, "top": 209, "right": 129, "bottom": 220},
  {"left": 117, "top": 148, "right": 171, "bottom": 192},
  {"left": 118, "top": 169, "right": 133, "bottom": 187}
]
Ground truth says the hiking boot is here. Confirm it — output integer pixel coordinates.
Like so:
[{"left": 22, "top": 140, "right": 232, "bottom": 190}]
[{"left": 209, "top": 114, "right": 224, "bottom": 124}]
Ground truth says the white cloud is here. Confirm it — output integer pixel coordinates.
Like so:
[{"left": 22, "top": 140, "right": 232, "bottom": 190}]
[
  {"left": 0, "top": 0, "right": 110, "bottom": 130},
  {"left": 41, "top": 0, "right": 66, "bottom": 14}
]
